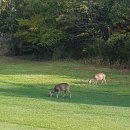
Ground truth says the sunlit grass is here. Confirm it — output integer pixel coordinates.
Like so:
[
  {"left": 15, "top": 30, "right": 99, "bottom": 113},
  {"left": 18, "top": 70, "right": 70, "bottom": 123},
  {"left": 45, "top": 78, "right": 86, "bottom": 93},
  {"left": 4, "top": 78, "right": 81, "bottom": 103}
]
[{"left": 0, "top": 60, "right": 130, "bottom": 130}]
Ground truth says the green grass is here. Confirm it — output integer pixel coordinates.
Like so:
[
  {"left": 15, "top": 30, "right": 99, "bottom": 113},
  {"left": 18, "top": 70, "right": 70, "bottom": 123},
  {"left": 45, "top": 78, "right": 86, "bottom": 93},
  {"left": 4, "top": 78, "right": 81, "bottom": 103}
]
[{"left": 0, "top": 58, "right": 130, "bottom": 130}]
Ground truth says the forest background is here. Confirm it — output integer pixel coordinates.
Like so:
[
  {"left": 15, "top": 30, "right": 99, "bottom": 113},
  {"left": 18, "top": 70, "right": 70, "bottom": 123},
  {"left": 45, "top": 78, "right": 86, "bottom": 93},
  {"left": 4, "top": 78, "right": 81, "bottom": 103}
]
[{"left": 0, "top": 0, "right": 130, "bottom": 68}]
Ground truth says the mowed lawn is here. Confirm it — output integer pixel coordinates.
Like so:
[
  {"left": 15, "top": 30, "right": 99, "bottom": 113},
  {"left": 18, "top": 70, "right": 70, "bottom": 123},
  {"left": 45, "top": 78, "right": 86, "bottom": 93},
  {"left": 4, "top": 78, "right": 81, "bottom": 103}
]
[{"left": 0, "top": 58, "right": 130, "bottom": 130}]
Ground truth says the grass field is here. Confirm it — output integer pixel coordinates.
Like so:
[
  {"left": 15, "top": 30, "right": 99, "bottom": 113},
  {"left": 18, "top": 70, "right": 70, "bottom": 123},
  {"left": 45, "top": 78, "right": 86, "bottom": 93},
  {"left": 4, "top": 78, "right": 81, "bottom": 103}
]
[{"left": 0, "top": 57, "right": 130, "bottom": 130}]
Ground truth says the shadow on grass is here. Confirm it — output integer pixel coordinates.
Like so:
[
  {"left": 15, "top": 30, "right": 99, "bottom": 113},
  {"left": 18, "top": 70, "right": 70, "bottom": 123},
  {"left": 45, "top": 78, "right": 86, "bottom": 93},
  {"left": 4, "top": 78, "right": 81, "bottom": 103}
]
[{"left": 0, "top": 81, "right": 130, "bottom": 107}]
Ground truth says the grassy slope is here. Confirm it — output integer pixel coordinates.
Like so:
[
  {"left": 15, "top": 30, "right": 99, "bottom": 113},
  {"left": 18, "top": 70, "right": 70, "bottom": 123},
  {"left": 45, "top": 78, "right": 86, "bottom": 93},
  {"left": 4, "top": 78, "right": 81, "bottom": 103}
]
[{"left": 0, "top": 58, "right": 130, "bottom": 130}]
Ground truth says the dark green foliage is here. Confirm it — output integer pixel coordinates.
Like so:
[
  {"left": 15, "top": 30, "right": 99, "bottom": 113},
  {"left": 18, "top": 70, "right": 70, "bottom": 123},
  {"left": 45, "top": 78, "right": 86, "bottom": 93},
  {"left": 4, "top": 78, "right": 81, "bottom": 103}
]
[
  {"left": 0, "top": 0, "right": 130, "bottom": 64},
  {"left": 105, "top": 33, "right": 130, "bottom": 64}
]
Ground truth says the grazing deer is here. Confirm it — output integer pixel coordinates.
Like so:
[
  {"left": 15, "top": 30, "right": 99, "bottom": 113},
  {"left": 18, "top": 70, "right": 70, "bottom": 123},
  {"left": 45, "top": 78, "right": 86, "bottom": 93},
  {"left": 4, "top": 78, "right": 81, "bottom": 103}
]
[
  {"left": 48, "top": 83, "right": 71, "bottom": 98},
  {"left": 88, "top": 73, "right": 107, "bottom": 85}
]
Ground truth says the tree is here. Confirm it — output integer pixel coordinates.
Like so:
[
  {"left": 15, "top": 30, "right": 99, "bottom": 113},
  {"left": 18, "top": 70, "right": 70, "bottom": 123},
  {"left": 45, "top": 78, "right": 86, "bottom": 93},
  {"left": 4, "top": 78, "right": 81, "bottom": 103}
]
[{"left": 0, "top": 0, "right": 130, "bottom": 64}]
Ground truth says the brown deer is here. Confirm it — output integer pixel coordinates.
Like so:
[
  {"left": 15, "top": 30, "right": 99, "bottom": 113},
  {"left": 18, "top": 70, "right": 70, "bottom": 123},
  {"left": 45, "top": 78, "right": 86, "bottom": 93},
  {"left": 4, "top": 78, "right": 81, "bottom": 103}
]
[
  {"left": 48, "top": 83, "right": 71, "bottom": 98},
  {"left": 88, "top": 73, "right": 107, "bottom": 85}
]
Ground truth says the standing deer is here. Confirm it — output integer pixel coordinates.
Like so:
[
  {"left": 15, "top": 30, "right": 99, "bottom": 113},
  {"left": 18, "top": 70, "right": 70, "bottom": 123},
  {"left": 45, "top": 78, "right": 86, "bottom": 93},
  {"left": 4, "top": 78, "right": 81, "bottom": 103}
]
[
  {"left": 88, "top": 73, "right": 107, "bottom": 85},
  {"left": 48, "top": 83, "right": 71, "bottom": 98}
]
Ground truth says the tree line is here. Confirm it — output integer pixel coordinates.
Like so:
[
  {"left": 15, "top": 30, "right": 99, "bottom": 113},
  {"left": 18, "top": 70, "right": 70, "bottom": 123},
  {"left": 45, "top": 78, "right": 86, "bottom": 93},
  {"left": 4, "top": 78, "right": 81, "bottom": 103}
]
[{"left": 0, "top": 0, "right": 130, "bottom": 67}]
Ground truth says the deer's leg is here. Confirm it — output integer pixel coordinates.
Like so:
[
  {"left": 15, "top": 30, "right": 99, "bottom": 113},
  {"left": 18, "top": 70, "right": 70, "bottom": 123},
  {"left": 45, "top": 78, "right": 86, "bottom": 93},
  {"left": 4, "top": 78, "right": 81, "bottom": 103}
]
[
  {"left": 56, "top": 92, "right": 58, "bottom": 98},
  {"left": 56, "top": 90, "right": 60, "bottom": 98},
  {"left": 104, "top": 78, "right": 107, "bottom": 84},
  {"left": 92, "top": 81, "right": 95, "bottom": 85},
  {"left": 94, "top": 81, "right": 97, "bottom": 85},
  {"left": 101, "top": 80, "right": 104, "bottom": 85},
  {"left": 68, "top": 90, "right": 71, "bottom": 98},
  {"left": 56, "top": 89, "right": 60, "bottom": 98},
  {"left": 63, "top": 91, "right": 66, "bottom": 97},
  {"left": 56, "top": 92, "right": 59, "bottom": 98}
]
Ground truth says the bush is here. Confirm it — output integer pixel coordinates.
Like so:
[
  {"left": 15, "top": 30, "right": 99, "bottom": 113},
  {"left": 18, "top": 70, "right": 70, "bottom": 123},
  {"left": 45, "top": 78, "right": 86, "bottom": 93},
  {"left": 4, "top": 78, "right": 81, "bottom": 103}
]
[{"left": 104, "top": 33, "right": 130, "bottom": 65}]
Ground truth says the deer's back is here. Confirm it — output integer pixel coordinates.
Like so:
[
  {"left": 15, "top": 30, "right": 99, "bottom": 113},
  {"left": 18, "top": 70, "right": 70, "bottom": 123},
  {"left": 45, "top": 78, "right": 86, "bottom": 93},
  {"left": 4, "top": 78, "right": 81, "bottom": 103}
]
[
  {"left": 94, "top": 73, "right": 106, "bottom": 80},
  {"left": 54, "top": 83, "right": 69, "bottom": 91}
]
